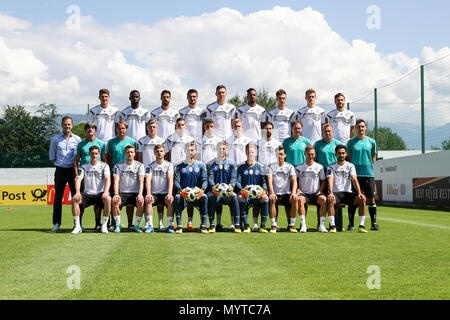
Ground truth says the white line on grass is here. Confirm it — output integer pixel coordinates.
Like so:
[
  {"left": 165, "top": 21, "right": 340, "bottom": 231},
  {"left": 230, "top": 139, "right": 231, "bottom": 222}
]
[{"left": 378, "top": 217, "right": 450, "bottom": 230}]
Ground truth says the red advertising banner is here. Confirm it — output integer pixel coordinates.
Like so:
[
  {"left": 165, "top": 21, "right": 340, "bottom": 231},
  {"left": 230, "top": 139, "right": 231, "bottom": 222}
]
[
  {"left": 47, "top": 185, "right": 72, "bottom": 205},
  {"left": 413, "top": 177, "right": 450, "bottom": 208}
]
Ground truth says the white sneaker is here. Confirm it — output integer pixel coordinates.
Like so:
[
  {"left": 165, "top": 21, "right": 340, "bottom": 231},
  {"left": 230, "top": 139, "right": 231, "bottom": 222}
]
[
  {"left": 51, "top": 223, "right": 60, "bottom": 232},
  {"left": 300, "top": 224, "right": 307, "bottom": 233},
  {"left": 71, "top": 226, "right": 82, "bottom": 234},
  {"left": 318, "top": 225, "right": 328, "bottom": 233},
  {"left": 101, "top": 225, "right": 109, "bottom": 234}
]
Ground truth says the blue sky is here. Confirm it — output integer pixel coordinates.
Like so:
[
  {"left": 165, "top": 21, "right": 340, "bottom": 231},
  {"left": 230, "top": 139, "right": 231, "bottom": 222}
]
[{"left": 1, "top": 0, "right": 448, "bottom": 58}]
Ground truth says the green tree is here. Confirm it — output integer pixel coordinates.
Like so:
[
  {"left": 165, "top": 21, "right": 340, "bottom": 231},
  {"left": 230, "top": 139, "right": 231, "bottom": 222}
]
[
  {"left": 228, "top": 88, "right": 277, "bottom": 111},
  {"left": 442, "top": 138, "right": 450, "bottom": 150},
  {"left": 72, "top": 122, "right": 87, "bottom": 140},
  {"left": 366, "top": 127, "right": 407, "bottom": 150},
  {"left": 0, "top": 104, "right": 60, "bottom": 168}
]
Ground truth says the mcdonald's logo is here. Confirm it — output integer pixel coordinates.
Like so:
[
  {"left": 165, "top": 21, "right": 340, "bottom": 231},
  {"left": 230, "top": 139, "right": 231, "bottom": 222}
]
[{"left": 47, "top": 185, "right": 72, "bottom": 205}]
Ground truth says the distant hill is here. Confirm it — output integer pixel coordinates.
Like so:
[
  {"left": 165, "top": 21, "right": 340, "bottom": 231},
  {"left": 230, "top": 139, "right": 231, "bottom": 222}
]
[{"left": 370, "top": 122, "right": 450, "bottom": 150}]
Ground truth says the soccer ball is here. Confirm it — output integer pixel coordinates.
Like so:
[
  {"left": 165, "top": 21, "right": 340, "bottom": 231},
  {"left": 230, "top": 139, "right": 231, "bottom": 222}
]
[
  {"left": 243, "top": 185, "right": 264, "bottom": 199},
  {"left": 181, "top": 187, "right": 200, "bottom": 202},
  {"left": 215, "top": 183, "right": 232, "bottom": 197}
]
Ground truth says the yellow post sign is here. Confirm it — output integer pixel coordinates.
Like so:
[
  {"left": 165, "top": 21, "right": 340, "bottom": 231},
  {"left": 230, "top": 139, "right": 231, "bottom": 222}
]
[{"left": 0, "top": 186, "right": 48, "bottom": 205}]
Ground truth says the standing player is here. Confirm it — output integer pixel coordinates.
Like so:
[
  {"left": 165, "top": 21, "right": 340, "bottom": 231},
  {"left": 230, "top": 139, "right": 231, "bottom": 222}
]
[
  {"left": 205, "top": 85, "right": 236, "bottom": 140},
  {"left": 107, "top": 120, "right": 137, "bottom": 230},
  {"left": 293, "top": 89, "right": 326, "bottom": 145},
  {"left": 314, "top": 124, "right": 342, "bottom": 172},
  {"left": 71, "top": 146, "right": 111, "bottom": 234},
  {"left": 173, "top": 142, "right": 209, "bottom": 234},
  {"left": 347, "top": 119, "right": 379, "bottom": 231},
  {"left": 49, "top": 116, "right": 81, "bottom": 231},
  {"left": 200, "top": 119, "right": 223, "bottom": 168},
  {"left": 206, "top": 141, "right": 240, "bottom": 233},
  {"left": 144, "top": 144, "right": 175, "bottom": 233},
  {"left": 226, "top": 119, "right": 255, "bottom": 166},
  {"left": 111, "top": 145, "right": 146, "bottom": 233},
  {"left": 327, "top": 145, "right": 368, "bottom": 233},
  {"left": 235, "top": 88, "right": 266, "bottom": 141},
  {"left": 179, "top": 89, "right": 206, "bottom": 141},
  {"left": 283, "top": 120, "right": 311, "bottom": 167},
  {"left": 324, "top": 93, "right": 355, "bottom": 145},
  {"left": 149, "top": 90, "right": 180, "bottom": 138},
  {"left": 74, "top": 121, "right": 107, "bottom": 230},
  {"left": 263, "top": 89, "right": 295, "bottom": 142},
  {"left": 166, "top": 118, "right": 195, "bottom": 167},
  {"left": 236, "top": 144, "right": 270, "bottom": 233},
  {"left": 88, "top": 89, "right": 119, "bottom": 143},
  {"left": 267, "top": 147, "right": 298, "bottom": 233},
  {"left": 295, "top": 146, "right": 329, "bottom": 233},
  {"left": 136, "top": 120, "right": 167, "bottom": 167},
  {"left": 119, "top": 90, "right": 150, "bottom": 141},
  {"left": 257, "top": 121, "right": 282, "bottom": 168}
]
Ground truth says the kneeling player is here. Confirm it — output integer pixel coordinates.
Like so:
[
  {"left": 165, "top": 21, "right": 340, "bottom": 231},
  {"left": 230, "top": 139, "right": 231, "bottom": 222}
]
[
  {"left": 327, "top": 145, "right": 368, "bottom": 233},
  {"left": 207, "top": 141, "right": 240, "bottom": 233},
  {"left": 72, "top": 145, "right": 111, "bottom": 234},
  {"left": 236, "top": 144, "right": 269, "bottom": 233},
  {"left": 111, "top": 145, "right": 146, "bottom": 233},
  {"left": 267, "top": 146, "right": 298, "bottom": 233},
  {"left": 144, "top": 144, "right": 175, "bottom": 233},
  {"left": 174, "top": 142, "right": 208, "bottom": 234},
  {"left": 295, "top": 146, "right": 328, "bottom": 233}
]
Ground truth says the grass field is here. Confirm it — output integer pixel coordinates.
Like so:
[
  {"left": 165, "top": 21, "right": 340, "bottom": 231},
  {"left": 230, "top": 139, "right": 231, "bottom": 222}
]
[{"left": 0, "top": 205, "right": 449, "bottom": 300}]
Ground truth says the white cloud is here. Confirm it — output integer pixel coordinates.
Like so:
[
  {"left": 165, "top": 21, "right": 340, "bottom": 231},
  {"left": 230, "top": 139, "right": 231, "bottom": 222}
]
[{"left": 0, "top": 6, "right": 448, "bottom": 125}]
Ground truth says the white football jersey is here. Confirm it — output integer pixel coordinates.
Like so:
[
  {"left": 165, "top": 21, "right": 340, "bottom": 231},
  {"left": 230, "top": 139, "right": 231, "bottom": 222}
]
[
  {"left": 88, "top": 105, "right": 120, "bottom": 143},
  {"left": 149, "top": 106, "right": 180, "bottom": 139},
  {"left": 200, "top": 135, "right": 223, "bottom": 165},
  {"left": 263, "top": 107, "right": 295, "bottom": 142},
  {"left": 205, "top": 102, "right": 236, "bottom": 139},
  {"left": 113, "top": 160, "right": 145, "bottom": 194},
  {"left": 225, "top": 135, "right": 255, "bottom": 166},
  {"left": 145, "top": 160, "right": 174, "bottom": 195},
  {"left": 326, "top": 161, "right": 357, "bottom": 193},
  {"left": 166, "top": 133, "right": 195, "bottom": 166},
  {"left": 294, "top": 106, "right": 325, "bottom": 145},
  {"left": 119, "top": 106, "right": 150, "bottom": 141},
  {"left": 179, "top": 106, "right": 206, "bottom": 141},
  {"left": 268, "top": 162, "right": 296, "bottom": 195},
  {"left": 324, "top": 109, "right": 356, "bottom": 145},
  {"left": 256, "top": 138, "right": 282, "bottom": 168},
  {"left": 77, "top": 162, "right": 110, "bottom": 195},
  {"left": 136, "top": 135, "right": 167, "bottom": 167},
  {"left": 235, "top": 104, "right": 266, "bottom": 140},
  {"left": 295, "top": 162, "right": 325, "bottom": 194}
]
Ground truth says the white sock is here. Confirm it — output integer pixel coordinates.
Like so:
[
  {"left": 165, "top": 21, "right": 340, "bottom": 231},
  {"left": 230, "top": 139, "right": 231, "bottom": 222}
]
[
  {"left": 320, "top": 217, "right": 326, "bottom": 226},
  {"left": 135, "top": 216, "right": 142, "bottom": 227},
  {"left": 74, "top": 216, "right": 80, "bottom": 227},
  {"left": 300, "top": 215, "right": 306, "bottom": 226},
  {"left": 329, "top": 216, "right": 335, "bottom": 226},
  {"left": 158, "top": 211, "right": 163, "bottom": 226},
  {"left": 359, "top": 216, "right": 366, "bottom": 226},
  {"left": 114, "top": 216, "right": 121, "bottom": 226},
  {"left": 167, "top": 216, "right": 173, "bottom": 228},
  {"left": 290, "top": 218, "right": 296, "bottom": 226},
  {"left": 253, "top": 217, "right": 258, "bottom": 226},
  {"left": 102, "top": 216, "right": 109, "bottom": 226},
  {"left": 270, "top": 218, "right": 277, "bottom": 227},
  {"left": 145, "top": 215, "right": 153, "bottom": 227}
]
